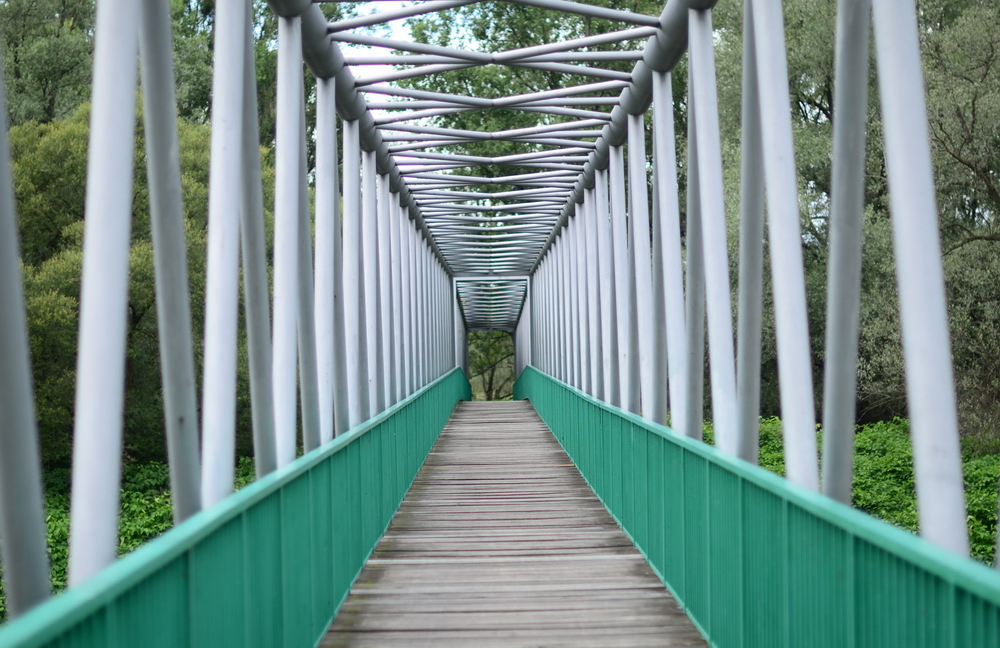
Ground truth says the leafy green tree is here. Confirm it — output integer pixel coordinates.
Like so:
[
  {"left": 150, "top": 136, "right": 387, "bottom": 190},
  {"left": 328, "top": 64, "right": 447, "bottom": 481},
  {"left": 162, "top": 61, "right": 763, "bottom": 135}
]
[
  {"left": 9, "top": 101, "right": 279, "bottom": 465},
  {"left": 0, "top": 0, "right": 94, "bottom": 125},
  {"left": 469, "top": 331, "right": 515, "bottom": 400}
]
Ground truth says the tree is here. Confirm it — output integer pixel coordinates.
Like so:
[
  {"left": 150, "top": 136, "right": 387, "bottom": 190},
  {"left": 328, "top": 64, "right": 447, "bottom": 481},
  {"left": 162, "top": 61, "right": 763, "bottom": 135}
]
[
  {"left": 0, "top": 0, "right": 94, "bottom": 125},
  {"left": 469, "top": 331, "right": 515, "bottom": 400}
]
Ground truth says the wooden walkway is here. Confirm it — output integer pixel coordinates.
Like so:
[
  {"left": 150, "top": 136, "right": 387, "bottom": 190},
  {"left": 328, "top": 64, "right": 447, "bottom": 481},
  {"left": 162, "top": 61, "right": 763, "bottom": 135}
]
[{"left": 322, "top": 400, "right": 707, "bottom": 647}]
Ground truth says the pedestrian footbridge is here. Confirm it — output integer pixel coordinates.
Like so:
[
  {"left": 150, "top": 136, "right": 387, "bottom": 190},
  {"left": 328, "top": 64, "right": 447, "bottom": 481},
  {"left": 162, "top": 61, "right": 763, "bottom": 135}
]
[{"left": 1, "top": 0, "right": 999, "bottom": 645}]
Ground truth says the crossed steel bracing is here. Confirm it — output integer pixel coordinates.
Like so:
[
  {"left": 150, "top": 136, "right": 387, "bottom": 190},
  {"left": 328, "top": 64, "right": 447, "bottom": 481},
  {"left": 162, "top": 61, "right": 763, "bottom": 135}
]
[
  {"left": 0, "top": 0, "right": 979, "bottom": 624},
  {"left": 325, "top": 0, "right": 655, "bottom": 330}
]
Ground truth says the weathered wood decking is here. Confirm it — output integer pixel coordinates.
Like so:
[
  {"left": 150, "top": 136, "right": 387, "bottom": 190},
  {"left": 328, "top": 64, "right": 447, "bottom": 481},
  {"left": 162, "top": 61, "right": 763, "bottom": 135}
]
[{"left": 322, "top": 400, "right": 707, "bottom": 647}]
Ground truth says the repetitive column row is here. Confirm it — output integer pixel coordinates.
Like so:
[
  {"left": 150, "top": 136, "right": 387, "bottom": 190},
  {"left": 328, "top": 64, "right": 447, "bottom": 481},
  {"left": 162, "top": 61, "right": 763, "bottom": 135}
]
[
  {"left": 340, "top": 117, "right": 455, "bottom": 431},
  {"left": 527, "top": 0, "right": 969, "bottom": 557},
  {"left": 0, "top": 0, "right": 461, "bottom": 615}
]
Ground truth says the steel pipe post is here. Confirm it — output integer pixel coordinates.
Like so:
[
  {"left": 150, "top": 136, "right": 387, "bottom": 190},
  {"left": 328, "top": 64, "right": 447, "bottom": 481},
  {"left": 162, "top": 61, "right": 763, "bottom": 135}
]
[
  {"left": 400, "top": 214, "right": 413, "bottom": 397},
  {"left": 584, "top": 192, "right": 603, "bottom": 402},
  {"left": 734, "top": 9, "right": 765, "bottom": 464},
  {"left": 390, "top": 194, "right": 405, "bottom": 400},
  {"left": 628, "top": 113, "right": 663, "bottom": 423},
  {"left": 362, "top": 150, "right": 383, "bottom": 415},
  {"left": 342, "top": 120, "right": 368, "bottom": 427},
  {"left": 377, "top": 174, "right": 395, "bottom": 406},
  {"left": 238, "top": 9, "right": 277, "bottom": 470},
  {"left": 596, "top": 169, "right": 620, "bottom": 407},
  {"left": 822, "top": 0, "right": 871, "bottom": 503},
  {"left": 296, "top": 112, "right": 322, "bottom": 453},
  {"left": 684, "top": 89, "right": 706, "bottom": 442},
  {"left": 315, "top": 75, "right": 346, "bottom": 441},
  {"left": 271, "top": 15, "right": 303, "bottom": 468},
  {"left": 652, "top": 73, "right": 687, "bottom": 432},
  {"left": 689, "top": 9, "right": 738, "bottom": 453},
  {"left": 750, "top": 0, "right": 819, "bottom": 490},
  {"left": 610, "top": 145, "right": 636, "bottom": 413},
  {"left": 0, "top": 55, "right": 50, "bottom": 615},
  {"left": 872, "top": 0, "right": 968, "bottom": 555},
  {"left": 68, "top": 0, "right": 140, "bottom": 586},
  {"left": 139, "top": 0, "right": 201, "bottom": 521}
]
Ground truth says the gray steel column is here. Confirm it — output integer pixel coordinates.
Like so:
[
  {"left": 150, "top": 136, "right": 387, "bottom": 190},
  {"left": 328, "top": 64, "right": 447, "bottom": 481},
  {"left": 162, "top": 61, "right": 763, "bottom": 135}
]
[
  {"left": 524, "top": 278, "right": 532, "bottom": 370},
  {"left": 872, "top": 0, "right": 968, "bottom": 555},
  {"left": 342, "top": 120, "right": 368, "bottom": 427},
  {"left": 139, "top": 0, "right": 200, "bottom": 521},
  {"left": 568, "top": 216, "right": 583, "bottom": 390},
  {"left": 584, "top": 191, "right": 604, "bottom": 401},
  {"left": 652, "top": 72, "right": 687, "bottom": 435},
  {"left": 609, "top": 145, "right": 635, "bottom": 412},
  {"left": 596, "top": 169, "right": 620, "bottom": 407},
  {"left": 390, "top": 195, "right": 405, "bottom": 400},
  {"left": 541, "top": 252, "right": 549, "bottom": 374},
  {"left": 750, "top": 0, "right": 819, "bottom": 490},
  {"left": 553, "top": 250, "right": 562, "bottom": 379},
  {"left": 651, "top": 153, "right": 668, "bottom": 424},
  {"left": 547, "top": 257, "right": 555, "bottom": 378},
  {"left": 296, "top": 113, "right": 321, "bottom": 453},
  {"left": 68, "top": 0, "right": 140, "bottom": 586},
  {"left": 238, "top": 9, "right": 277, "bottom": 469},
  {"left": 416, "top": 234, "right": 427, "bottom": 388},
  {"left": 628, "top": 112, "right": 663, "bottom": 423},
  {"left": 571, "top": 208, "right": 594, "bottom": 396},
  {"left": 377, "top": 174, "right": 395, "bottom": 406},
  {"left": 400, "top": 215, "right": 413, "bottom": 396},
  {"left": 821, "top": 0, "right": 871, "bottom": 503},
  {"left": 547, "top": 253, "right": 556, "bottom": 377},
  {"left": 453, "top": 279, "right": 462, "bottom": 370},
  {"left": 574, "top": 209, "right": 587, "bottom": 392},
  {"left": 409, "top": 227, "right": 420, "bottom": 390},
  {"left": 0, "top": 50, "right": 50, "bottom": 616},
  {"left": 561, "top": 236, "right": 571, "bottom": 384},
  {"left": 735, "top": 8, "right": 765, "bottom": 464},
  {"left": 684, "top": 83, "right": 706, "bottom": 442},
  {"left": 271, "top": 15, "right": 302, "bottom": 468},
  {"left": 362, "top": 150, "right": 383, "bottom": 415},
  {"left": 690, "top": 9, "right": 738, "bottom": 453},
  {"left": 315, "top": 75, "right": 346, "bottom": 441}
]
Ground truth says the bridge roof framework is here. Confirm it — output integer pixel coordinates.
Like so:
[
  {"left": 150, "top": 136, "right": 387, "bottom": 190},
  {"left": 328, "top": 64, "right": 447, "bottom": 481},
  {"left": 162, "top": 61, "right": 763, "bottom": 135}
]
[{"left": 0, "top": 0, "right": 983, "bottom": 637}]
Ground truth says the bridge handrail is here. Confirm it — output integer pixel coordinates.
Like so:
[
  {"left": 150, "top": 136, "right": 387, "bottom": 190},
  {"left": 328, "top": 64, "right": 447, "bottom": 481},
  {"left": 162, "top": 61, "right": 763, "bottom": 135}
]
[
  {"left": 516, "top": 365, "right": 1000, "bottom": 647},
  {"left": 0, "top": 367, "right": 470, "bottom": 648}
]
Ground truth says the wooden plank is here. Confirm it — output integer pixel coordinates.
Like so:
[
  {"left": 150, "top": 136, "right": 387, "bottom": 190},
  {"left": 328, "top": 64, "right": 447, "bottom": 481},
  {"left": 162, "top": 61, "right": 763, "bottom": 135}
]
[{"left": 321, "top": 401, "right": 707, "bottom": 648}]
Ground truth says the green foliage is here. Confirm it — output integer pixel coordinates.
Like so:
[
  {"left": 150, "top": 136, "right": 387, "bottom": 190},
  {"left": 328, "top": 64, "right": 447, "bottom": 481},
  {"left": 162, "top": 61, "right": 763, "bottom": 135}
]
[
  {"left": 0, "top": 0, "right": 94, "bottom": 125},
  {"left": 0, "top": 457, "right": 263, "bottom": 621},
  {"left": 705, "top": 417, "right": 999, "bottom": 564},
  {"left": 468, "top": 330, "right": 515, "bottom": 400}
]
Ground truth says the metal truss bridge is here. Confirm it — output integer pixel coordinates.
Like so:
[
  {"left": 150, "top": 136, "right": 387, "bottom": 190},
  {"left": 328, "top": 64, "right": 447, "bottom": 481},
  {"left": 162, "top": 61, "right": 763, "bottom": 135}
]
[{"left": 1, "top": 0, "right": 998, "bottom": 644}]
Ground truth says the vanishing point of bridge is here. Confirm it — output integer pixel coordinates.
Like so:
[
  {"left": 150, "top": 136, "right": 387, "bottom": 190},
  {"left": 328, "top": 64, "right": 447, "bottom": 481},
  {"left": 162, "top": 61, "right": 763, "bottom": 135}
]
[{"left": 0, "top": 0, "right": 998, "bottom": 645}]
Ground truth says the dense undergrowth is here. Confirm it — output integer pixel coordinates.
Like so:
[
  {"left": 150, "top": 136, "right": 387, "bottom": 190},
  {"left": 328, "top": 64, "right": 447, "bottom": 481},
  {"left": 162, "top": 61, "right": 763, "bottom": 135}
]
[
  {"left": 0, "top": 457, "right": 257, "bottom": 622},
  {"left": 2, "top": 418, "right": 999, "bottom": 622},
  {"left": 702, "top": 417, "right": 1000, "bottom": 564}
]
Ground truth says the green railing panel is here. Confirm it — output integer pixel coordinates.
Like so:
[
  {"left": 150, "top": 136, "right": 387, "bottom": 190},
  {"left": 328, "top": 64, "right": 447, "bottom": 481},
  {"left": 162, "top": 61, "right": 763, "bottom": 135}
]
[
  {"left": 0, "top": 367, "right": 470, "bottom": 648},
  {"left": 514, "top": 365, "right": 1000, "bottom": 648}
]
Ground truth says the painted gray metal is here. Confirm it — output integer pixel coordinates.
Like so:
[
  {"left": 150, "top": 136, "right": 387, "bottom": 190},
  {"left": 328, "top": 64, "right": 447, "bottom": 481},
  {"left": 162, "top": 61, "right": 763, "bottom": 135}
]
[
  {"left": 0, "top": 48, "right": 49, "bottom": 617},
  {"left": 0, "top": 0, "right": 977, "bottom": 614}
]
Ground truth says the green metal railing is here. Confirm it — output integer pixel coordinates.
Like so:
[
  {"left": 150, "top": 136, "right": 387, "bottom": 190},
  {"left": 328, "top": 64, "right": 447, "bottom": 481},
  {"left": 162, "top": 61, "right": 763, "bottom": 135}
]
[
  {"left": 515, "top": 366, "right": 1000, "bottom": 648},
  {"left": 0, "top": 368, "right": 470, "bottom": 648}
]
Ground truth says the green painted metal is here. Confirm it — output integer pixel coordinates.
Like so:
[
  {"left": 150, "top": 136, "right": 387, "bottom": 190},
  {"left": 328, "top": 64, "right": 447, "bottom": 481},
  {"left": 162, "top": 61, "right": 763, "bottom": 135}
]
[
  {"left": 0, "top": 368, "right": 471, "bottom": 648},
  {"left": 515, "top": 365, "right": 1000, "bottom": 648}
]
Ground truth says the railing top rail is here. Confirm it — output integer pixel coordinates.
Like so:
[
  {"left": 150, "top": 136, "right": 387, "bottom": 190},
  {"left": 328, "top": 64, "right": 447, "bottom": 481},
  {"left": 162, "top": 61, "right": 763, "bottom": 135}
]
[
  {"left": 518, "top": 366, "right": 1000, "bottom": 607},
  {"left": 0, "top": 367, "right": 467, "bottom": 646}
]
